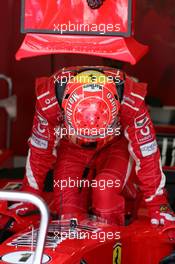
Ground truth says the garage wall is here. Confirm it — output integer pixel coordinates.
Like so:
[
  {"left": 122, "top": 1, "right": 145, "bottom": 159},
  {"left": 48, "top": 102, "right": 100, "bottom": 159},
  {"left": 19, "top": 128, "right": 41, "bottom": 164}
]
[
  {"left": 125, "top": 0, "right": 175, "bottom": 106},
  {"left": 0, "top": 1, "right": 13, "bottom": 151}
]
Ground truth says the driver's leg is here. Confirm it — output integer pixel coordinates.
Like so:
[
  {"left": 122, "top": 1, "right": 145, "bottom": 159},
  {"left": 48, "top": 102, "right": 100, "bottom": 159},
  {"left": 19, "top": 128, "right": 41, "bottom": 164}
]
[
  {"left": 54, "top": 139, "right": 95, "bottom": 217},
  {"left": 92, "top": 137, "right": 133, "bottom": 225}
]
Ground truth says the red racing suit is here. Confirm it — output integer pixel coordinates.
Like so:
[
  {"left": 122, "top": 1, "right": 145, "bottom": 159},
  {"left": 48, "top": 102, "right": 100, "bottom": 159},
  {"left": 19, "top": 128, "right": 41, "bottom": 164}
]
[{"left": 22, "top": 67, "right": 167, "bottom": 224}]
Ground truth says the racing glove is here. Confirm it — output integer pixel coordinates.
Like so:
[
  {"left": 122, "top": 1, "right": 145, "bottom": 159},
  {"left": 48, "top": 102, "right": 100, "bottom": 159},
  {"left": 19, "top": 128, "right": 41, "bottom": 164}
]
[
  {"left": 0, "top": 201, "right": 39, "bottom": 234},
  {"left": 0, "top": 201, "right": 25, "bottom": 230},
  {"left": 8, "top": 202, "right": 38, "bottom": 216},
  {"left": 146, "top": 195, "right": 175, "bottom": 226}
]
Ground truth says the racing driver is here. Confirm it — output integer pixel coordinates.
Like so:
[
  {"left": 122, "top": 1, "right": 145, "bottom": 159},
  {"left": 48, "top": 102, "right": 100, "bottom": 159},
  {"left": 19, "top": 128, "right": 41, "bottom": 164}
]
[{"left": 7, "top": 66, "right": 175, "bottom": 226}]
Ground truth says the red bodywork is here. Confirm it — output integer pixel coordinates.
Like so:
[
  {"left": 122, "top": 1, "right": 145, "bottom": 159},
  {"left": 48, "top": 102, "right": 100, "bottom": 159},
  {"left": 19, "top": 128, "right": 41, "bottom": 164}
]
[
  {"left": 0, "top": 173, "right": 175, "bottom": 264},
  {"left": 0, "top": 216, "right": 174, "bottom": 264}
]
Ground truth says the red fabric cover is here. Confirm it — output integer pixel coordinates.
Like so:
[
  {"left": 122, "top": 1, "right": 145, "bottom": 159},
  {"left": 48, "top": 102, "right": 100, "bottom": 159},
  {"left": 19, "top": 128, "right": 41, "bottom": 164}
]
[
  {"left": 16, "top": 34, "right": 148, "bottom": 64},
  {"left": 23, "top": 0, "right": 132, "bottom": 35}
]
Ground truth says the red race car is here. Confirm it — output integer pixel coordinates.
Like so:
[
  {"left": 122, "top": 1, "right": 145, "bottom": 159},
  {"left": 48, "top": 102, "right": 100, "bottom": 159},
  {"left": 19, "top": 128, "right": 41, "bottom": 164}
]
[
  {"left": 0, "top": 171, "right": 175, "bottom": 264},
  {"left": 0, "top": 211, "right": 175, "bottom": 264}
]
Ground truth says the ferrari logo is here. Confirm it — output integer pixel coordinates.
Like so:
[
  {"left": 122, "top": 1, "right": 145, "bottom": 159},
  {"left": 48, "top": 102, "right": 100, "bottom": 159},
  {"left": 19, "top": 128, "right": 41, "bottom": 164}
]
[{"left": 113, "top": 243, "right": 122, "bottom": 264}]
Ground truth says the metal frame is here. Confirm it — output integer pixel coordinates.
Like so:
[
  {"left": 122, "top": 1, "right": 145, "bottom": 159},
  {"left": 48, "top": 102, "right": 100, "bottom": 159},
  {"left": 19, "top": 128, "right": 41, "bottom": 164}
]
[
  {"left": 0, "top": 191, "right": 49, "bottom": 264},
  {"left": 21, "top": 0, "right": 133, "bottom": 37},
  {"left": 0, "top": 74, "right": 13, "bottom": 149}
]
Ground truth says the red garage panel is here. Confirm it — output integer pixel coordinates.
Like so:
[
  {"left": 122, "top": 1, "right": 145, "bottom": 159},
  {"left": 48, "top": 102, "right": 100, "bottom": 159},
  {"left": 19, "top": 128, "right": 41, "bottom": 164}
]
[{"left": 21, "top": 0, "right": 133, "bottom": 36}]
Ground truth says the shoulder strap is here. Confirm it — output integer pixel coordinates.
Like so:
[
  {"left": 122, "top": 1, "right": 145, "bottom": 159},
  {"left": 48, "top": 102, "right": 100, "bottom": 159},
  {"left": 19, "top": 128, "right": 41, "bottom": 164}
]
[
  {"left": 115, "top": 73, "right": 125, "bottom": 102},
  {"left": 55, "top": 77, "right": 68, "bottom": 108}
]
